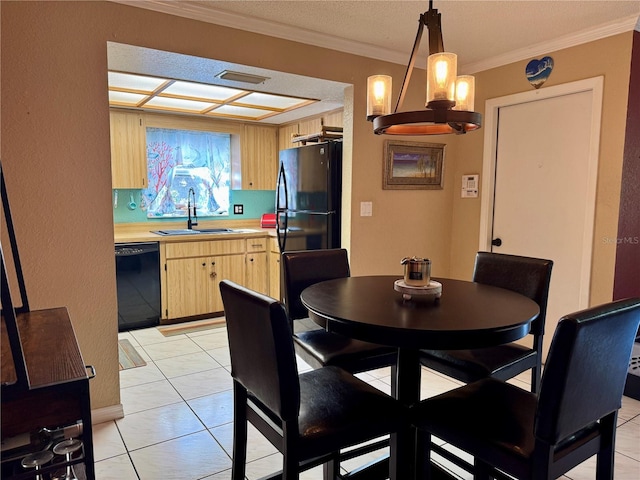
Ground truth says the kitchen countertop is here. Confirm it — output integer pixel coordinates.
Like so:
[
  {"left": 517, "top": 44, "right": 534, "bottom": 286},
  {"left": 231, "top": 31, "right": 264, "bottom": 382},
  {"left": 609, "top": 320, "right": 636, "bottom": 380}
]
[{"left": 114, "top": 221, "right": 277, "bottom": 244}]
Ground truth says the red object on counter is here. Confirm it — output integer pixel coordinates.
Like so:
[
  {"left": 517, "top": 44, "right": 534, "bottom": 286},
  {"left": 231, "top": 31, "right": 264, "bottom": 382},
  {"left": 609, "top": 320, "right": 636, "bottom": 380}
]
[{"left": 261, "top": 213, "right": 277, "bottom": 228}]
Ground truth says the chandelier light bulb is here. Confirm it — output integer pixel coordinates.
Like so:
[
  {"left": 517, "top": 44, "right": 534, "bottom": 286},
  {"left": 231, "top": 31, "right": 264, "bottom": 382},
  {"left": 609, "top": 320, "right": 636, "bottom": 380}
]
[
  {"left": 435, "top": 60, "right": 450, "bottom": 88},
  {"left": 366, "top": 75, "right": 392, "bottom": 119},
  {"left": 427, "top": 52, "right": 457, "bottom": 105},
  {"left": 454, "top": 75, "right": 475, "bottom": 111}
]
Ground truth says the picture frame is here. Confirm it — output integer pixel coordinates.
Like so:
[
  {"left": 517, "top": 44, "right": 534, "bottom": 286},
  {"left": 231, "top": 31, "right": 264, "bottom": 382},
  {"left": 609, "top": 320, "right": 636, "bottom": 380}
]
[{"left": 383, "top": 140, "right": 445, "bottom": 190}]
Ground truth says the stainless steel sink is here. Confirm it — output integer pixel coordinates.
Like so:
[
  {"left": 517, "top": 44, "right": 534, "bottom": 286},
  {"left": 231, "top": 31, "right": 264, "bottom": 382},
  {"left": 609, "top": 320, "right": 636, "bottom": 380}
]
[
  {"left": 151, "top": 228, "right": 234, "bottom": 236},
  {"left": 194, "top": 228, "right": 234, "bottom": 233}
]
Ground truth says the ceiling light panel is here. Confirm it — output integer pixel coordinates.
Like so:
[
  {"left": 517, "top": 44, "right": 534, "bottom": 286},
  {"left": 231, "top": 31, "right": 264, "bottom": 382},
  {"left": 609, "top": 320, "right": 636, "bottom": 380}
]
[
  {"left": 108, "top": 72, "right": 167, "bottom": 92},
  {"left": 144, "top": 96, "right": 216, "bottom": 113},
  {"left": 162, "top": 81, "right": 246, "bottom": 102},
  {"left": 109, "top": 90, "right": 148, "bottom": 106},
  {"left": 107, "top": 71, "right": 318, "bottom": 121},
  {"left": 207, "top": 104, "right": 274, "bottom": 120},
  {"left": 238, "top": 92, "right": 312, "bottom": 110}
]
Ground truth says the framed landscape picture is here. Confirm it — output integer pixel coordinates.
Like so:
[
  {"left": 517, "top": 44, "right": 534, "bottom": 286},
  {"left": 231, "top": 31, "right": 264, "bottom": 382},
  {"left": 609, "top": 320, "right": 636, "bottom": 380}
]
[{"left": 383, "top": 140, "right": 445, "bottom": 190}]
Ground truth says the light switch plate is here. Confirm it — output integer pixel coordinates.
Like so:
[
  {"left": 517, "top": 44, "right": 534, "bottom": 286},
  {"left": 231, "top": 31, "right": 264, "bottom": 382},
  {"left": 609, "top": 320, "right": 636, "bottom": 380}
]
[{"left": 360, "top": 201, "right": 373, "bottom": 217}]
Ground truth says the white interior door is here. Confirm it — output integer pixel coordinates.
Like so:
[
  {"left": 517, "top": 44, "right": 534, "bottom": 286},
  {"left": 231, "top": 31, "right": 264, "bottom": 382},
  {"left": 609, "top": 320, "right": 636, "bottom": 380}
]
[{"left": 479, "top": 78, "right": 603, "bottom": 359}]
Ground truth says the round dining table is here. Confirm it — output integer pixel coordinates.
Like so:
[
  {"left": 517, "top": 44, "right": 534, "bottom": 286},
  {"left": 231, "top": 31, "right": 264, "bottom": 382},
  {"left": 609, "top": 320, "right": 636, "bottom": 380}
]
[{"left": 300, "top": 275, "right": 540, "bottom": 480}]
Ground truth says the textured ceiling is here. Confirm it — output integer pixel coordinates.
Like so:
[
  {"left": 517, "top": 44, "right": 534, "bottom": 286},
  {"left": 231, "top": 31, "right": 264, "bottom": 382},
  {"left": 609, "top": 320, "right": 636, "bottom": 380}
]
[
  {"left": 117, "top": 0, "right": 640, "bottom": 71},
  {"left": 109, "top": 0, "right": 640, "bottom": 123}
]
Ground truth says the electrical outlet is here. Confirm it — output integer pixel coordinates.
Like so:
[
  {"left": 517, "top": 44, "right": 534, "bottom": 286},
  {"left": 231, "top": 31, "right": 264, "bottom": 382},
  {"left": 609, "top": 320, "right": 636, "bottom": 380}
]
[{"left": 233, "top": 204, "right": 244, "bottom": 214}]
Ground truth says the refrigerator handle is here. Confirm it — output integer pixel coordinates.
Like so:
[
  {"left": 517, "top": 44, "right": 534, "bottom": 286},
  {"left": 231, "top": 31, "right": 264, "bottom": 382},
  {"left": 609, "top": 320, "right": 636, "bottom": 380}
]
[
  {"left": 276, "top": 162, "right": 289, "bottom": 252},
  {"left": 276, "top": 211, "right": 288, "bottom": 252},
  {"left": 276, "top": 163, "right": 288, "bottom": 211}
]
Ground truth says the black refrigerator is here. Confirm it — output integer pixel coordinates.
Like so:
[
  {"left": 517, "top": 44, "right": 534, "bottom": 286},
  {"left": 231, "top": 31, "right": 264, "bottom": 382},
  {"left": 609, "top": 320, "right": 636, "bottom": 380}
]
[{"left": 276, "top": 140, "right": 342, "bottom": 253}]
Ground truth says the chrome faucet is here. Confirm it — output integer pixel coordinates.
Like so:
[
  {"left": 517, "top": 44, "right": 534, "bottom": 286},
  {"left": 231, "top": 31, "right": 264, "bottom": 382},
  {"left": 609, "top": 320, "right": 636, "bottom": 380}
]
[{"left": 187, "top": 187, "right": 198, "bottom": 229}]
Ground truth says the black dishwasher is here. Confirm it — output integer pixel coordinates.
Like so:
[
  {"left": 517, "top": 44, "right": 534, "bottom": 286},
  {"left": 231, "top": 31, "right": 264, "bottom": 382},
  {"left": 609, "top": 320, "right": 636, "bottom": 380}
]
[{"left": 115, "top": 242, "right": 161, "bottom": 332}]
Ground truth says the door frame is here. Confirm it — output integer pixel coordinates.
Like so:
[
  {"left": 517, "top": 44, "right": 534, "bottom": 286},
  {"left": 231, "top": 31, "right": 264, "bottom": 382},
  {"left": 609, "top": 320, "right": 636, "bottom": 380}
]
[{"left": 479, "top": 76, "right": 604, "bottom": 309}]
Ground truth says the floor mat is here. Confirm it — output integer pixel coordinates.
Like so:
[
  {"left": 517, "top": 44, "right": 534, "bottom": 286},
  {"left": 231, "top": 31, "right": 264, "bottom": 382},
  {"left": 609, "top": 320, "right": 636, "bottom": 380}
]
[
  {"left": 118, "top": 339, "right": 147, "bottom": 370},
  {"left": 157, "top": 318, "right": 225, "bottom": 337}
]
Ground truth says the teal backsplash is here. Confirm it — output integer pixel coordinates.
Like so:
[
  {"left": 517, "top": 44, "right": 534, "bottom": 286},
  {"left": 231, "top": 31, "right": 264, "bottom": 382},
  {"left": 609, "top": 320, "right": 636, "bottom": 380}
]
[{"left": 113, "top": 189, "right": 276, "bottom": 223}]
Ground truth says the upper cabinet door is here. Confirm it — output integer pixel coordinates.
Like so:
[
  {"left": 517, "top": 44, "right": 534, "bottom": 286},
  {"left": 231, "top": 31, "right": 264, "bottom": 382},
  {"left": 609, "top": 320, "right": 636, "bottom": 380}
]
[
  {"left": 110, "top": 110, "right": 147, "bottom": 189},
  {"left": 241, "top": 124, "right": 278, "bottom": 190}
]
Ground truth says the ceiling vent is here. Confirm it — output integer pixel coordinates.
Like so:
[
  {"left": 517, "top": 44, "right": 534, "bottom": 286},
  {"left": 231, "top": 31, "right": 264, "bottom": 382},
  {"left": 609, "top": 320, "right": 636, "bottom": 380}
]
[{"left": 216, "top": 70, "right": 270, "bottom": 84}]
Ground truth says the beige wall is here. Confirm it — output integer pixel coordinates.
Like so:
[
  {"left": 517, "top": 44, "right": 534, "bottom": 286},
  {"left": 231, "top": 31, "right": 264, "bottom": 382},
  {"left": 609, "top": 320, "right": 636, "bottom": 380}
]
[{"left": 1, "top": 1, "right": 632, "bottom": 411}]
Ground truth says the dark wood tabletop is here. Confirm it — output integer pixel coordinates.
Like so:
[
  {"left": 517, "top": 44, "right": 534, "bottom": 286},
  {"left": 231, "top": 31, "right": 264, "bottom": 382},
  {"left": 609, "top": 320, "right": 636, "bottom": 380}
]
[{"left": 300, "top": 276, "right": 539, "bottom": 350}]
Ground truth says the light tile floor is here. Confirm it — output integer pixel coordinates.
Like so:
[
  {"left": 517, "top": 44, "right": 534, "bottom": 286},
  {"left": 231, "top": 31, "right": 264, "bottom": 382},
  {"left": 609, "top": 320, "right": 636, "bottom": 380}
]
[{"left": 93, "top": 322, "right": 640, "bottom": 479}]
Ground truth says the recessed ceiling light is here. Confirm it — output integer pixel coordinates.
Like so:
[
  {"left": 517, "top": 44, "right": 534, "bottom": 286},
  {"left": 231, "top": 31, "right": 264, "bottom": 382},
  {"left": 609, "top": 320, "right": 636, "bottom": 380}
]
[{"left": 216, "top": 70, "right": 270, "bottom": 84}]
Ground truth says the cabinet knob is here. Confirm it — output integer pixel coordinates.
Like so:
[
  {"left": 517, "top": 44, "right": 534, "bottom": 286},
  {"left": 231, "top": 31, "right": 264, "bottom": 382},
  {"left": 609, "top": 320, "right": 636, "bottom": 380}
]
[
  {"left": 202, "top": 262, "right": 206, "bottom": 267},
  {"left": 210, "top": 272, "right": 217, "bottom": 279},
  {"left": 249, "top": 258, "right": 254, "bottom": 262}
]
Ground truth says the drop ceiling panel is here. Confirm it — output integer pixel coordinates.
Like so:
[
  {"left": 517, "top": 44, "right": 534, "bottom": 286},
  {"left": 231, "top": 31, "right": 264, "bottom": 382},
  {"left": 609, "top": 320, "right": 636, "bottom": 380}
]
[{"left": 107, "top": 69, "right": 325, "bottom": 122}]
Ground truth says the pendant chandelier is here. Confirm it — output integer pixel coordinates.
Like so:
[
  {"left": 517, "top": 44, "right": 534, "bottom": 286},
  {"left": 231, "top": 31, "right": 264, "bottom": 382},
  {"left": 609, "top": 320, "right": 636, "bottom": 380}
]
[{"left": 367, "top": 1, "right": 482, "bottom": 135}]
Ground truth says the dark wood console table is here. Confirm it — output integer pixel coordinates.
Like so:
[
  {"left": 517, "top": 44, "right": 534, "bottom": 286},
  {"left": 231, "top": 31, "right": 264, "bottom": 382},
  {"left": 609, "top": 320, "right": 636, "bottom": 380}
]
[{"left": 1, "top": 308, "right": 95, "bottom": 479}]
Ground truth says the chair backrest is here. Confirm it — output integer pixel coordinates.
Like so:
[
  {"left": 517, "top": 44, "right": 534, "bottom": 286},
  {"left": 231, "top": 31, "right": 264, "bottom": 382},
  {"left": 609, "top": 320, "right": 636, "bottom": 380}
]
[
  {"left": 473, "top": 252, "right": 553, "bottom": 337},
  {"left": 281, "top": 249, "right": 350, "bottom": 321},
  {"left": 535, "top": 298, "right": 640, "bottom": 444},
  {"left": 219, "top": 280, "right": 300, "bottom": 421}
]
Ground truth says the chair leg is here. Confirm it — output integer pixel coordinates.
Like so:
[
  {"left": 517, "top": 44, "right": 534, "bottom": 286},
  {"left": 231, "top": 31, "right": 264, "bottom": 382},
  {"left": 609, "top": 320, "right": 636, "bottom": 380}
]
[
  {"left": 283, "top": 423, "right": 300, "bottom": 480},
  {"left": 232, "top": 382, "right": 248, "bottom": 480},
  {"left": 390, "top": 363, "right": 397, "bottom": 396},
  {"left": 283, "top": 454, "right": 300, "bottom": 480},
  {"left": 415, "top": 429, "right": 432, "bottom": 480},
  {"left": 531, "top": 365, "right": 541, "bottom": 394},
  {"left": 595, "top": 413, "right": 617, "bottom": 480},
  {"left": 323, "top": 453, "right": 340, "bottom": 480},
  {"left": 474, "top": 459, "right": 492, "bottom": 480}
]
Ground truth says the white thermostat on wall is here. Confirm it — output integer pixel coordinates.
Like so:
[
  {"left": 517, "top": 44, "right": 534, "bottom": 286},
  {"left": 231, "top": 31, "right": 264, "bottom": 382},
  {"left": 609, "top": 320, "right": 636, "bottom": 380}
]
[{"left": 461, "top": 174, "right": 479, "bottom": 198}]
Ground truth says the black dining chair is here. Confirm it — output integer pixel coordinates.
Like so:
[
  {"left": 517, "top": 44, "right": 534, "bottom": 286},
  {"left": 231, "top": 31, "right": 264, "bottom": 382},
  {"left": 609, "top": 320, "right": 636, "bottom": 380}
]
[
  {"left": 219, "top": 280, "right": 408, "bottom": 480},
  {"left": 411, "top": 297, "right": 640, "bottom": 480},
  {"left": 419, "top": 252, "right": 553, "bottom": 393},
  {"left": 281, "top": 249, "right": 398, "bottom": 377}
]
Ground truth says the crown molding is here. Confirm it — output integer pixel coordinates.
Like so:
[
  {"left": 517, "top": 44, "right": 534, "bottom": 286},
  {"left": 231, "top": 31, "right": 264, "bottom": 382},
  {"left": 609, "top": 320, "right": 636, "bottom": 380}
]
[
  {"left": 112, "top": 0, "right": 408, "bottom": 65},
  {"left": 112, "top": 1, "right": 638, "bottom": 73},
  {"left": 463, "top": 13, "right": 640, "bottom": 74}
]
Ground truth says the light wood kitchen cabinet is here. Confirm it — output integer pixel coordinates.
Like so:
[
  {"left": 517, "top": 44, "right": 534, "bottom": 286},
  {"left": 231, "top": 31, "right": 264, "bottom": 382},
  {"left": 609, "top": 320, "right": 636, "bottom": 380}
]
[
  {"left": 322, "top": 110, "right": 344, "bottom": 128},
  {"left": 278, "top": 111, "right": 342, "bottom": 150},
  {"left": 278, "top": 123, "right": 300, "bottom": 151},
  {"left": 246, "top": 238, "right": 269, "bottom": 295},
  {"left": 164, "top": 239, "right": 246, "bottom": 319},
  {"left": 109, "top": 110, "right": 147, "bottom": 189},
  {"left": 241, "top": 124, "right": 278, "bottom": 190},
  {"left": 269, "top": 237, "right": 281, "bottom": 300},
  {"left": 298, "top": 117, "right": 323, "bottom": 138}
]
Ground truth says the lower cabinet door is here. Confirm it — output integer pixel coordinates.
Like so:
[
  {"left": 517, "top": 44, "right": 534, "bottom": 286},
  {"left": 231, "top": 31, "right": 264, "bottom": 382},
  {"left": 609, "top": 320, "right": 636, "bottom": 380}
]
[
  {"left": 246, "top": 252, "right": 269, "bottom": 296},
  {"left": 211, "top": 254, "right": 246, "bottom": 312},
  {"left": 269, "top": 251, "right": 281, "bottom": 301},
  {"left": 166, "top": 257, "right": 212, "bottom": 319},
  {"left": 165, "top": 253, "right": 248, "bottom": 319}
]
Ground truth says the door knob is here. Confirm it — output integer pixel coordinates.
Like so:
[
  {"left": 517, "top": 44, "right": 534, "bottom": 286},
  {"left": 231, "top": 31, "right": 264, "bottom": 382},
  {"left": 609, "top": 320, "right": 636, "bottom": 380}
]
[{"left": 491, "top": 238, "right": 502, "bottom": 247}]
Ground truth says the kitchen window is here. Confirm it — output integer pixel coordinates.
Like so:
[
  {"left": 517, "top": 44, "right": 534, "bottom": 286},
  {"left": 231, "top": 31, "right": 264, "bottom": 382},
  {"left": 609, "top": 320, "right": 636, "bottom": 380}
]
[{"left": 144, "top": 127, "right": 231, "bottom": 217}]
